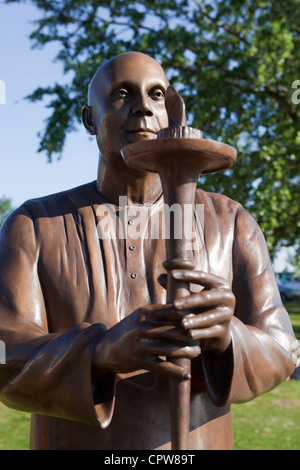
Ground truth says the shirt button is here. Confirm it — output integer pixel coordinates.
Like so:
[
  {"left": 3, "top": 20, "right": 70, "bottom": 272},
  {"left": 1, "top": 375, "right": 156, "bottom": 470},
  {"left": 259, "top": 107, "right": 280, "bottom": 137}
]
[
  {"left": 130, "top": 273, "right": 138, "bottom": 279},
  {"left": 129, "top": 244, "right": 136, "bottom": 251},
  {"left": 128, "top": 219, "right": 134, "bottom": 225}
]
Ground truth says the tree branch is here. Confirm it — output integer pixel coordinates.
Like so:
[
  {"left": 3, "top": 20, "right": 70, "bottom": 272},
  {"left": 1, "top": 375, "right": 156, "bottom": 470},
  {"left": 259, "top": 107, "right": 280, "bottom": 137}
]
[
  {"left": 264, "top": 84, "right": 300, "bottom": 126},
  {"left": 193, "top": 0, "right": 251, "bottom": 46},
  {"left": 276, "top": 0, "right": 300, "bottom": 34}
]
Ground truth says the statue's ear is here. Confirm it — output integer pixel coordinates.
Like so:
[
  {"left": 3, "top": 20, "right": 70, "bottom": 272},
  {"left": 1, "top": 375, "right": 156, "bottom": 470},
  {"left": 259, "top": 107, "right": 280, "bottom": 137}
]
[
  {"left": 165, "top": 85, "right": 187, "bottom": 127},
  {"left": 82, "top": 106, "right": 97, "bottom": 135}
]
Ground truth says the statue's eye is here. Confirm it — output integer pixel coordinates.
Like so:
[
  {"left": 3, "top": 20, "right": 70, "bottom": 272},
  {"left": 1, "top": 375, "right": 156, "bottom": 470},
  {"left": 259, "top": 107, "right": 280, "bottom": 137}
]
[
  {"left": 115, "top": 89, "right": 129, "bottom": 99},
  {"left": 151, "top": 89, "right": 165, "bottom": 100}
]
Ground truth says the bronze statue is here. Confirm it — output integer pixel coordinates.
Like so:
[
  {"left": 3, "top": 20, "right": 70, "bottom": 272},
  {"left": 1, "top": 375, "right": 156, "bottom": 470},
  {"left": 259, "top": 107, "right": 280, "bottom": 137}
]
[{"left": 0, "top": 51, "right": 298, "bottom": 450}]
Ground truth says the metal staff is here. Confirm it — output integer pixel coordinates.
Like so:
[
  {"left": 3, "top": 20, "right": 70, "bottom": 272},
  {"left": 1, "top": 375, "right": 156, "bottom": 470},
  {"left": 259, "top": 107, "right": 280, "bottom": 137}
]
[{"left": 122, "top": 91, "right": 236, "bottom": 449}]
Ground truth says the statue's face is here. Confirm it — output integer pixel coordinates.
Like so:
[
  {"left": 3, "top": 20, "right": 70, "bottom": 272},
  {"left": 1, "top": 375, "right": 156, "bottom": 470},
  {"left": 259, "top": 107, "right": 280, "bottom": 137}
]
[{"left": 88, "top": 52, "right": 169, "bottom": 160}]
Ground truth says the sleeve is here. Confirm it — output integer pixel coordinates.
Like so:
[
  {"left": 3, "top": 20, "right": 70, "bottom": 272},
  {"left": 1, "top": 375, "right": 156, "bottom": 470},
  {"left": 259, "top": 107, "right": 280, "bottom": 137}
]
[
  {"left": 0, "top": 208, "right": 115, "bottom": 428},
  {"left": 201, "top": 205, "right": 299, "bottom": 406}
]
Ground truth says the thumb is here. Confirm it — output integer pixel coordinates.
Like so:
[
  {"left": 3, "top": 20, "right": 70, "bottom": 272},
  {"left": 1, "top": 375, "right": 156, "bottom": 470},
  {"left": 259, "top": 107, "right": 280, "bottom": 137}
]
[{"left": 165, "top": 85, "right": 187, "bottom": 127}]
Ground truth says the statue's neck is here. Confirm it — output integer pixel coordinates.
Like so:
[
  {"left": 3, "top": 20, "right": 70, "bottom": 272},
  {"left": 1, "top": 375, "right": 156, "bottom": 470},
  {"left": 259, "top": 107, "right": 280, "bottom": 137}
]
[{"left": 96, "top": 154, "right": 162, "bottom": 206}]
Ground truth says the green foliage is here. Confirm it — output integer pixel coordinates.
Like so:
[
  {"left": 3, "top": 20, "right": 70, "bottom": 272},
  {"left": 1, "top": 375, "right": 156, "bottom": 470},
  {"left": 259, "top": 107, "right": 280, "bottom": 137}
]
[
  {"left": 0, "top": 197, "right": 14, "bottom": 227},
  {"left": 4, "top": 0, "right": 300, "bottom": 264}
]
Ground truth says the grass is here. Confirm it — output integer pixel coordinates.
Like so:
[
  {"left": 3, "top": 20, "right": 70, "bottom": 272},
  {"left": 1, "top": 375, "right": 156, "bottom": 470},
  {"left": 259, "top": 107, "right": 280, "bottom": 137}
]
[
  {"left": 232, "top": 380, "right": 300, "bottom": 450},
  {"left": 287, "top": 301, "right": 300, "bottom": 339},
  {"left": 0, "top": 402, "right": 30, "bottom": 450},
  {"left": 0, "top": 302, "right": 299, "bottom": 450}
]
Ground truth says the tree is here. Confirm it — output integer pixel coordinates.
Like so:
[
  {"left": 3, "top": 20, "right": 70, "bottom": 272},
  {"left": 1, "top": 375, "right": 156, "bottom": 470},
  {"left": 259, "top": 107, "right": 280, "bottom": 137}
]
[
  {"left": 5, "top": 0, "right": 300, "bottom": 266},
  {"left": 0, "top": 197, "right": 14, "bottom": 227}
]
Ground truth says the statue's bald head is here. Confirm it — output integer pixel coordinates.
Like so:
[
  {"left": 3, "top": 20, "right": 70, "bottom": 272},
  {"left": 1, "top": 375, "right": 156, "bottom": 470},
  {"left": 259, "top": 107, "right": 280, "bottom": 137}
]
[{"left": 88, "top": 51, "right": 169, "bottom": 107}]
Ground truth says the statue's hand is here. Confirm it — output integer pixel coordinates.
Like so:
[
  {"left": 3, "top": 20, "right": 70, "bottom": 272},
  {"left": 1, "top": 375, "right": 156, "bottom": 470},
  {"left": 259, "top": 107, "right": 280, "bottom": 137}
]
[
  {"left": 167, "top": 270, "right": 235, "bottom": 354},
  {"left": 92, "top": 302, "right": 200, "bottom": 381}
]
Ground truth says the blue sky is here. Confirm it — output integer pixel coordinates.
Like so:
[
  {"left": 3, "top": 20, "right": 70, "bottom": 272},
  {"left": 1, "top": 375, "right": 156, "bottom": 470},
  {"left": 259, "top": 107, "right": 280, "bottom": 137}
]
[
  {"left": 0, "top": 1, "right": 294, "bottom": 271},
  {"left": 0, "top": 1, "right": 97, "bottom": 208}
]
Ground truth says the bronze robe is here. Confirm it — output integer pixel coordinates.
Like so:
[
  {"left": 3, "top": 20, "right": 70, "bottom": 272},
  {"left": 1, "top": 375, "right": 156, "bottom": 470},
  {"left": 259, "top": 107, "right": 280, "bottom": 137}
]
[{"left": 0, "top": 181, "right": 297, "bottom": 450}]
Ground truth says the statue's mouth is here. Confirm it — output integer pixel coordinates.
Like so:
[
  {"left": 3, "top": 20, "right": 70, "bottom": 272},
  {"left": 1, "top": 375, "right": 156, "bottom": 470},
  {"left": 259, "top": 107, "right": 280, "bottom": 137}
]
[
  {"left": 127, "top": 128, "right": 157, "bottom": 135},
  {"left": 125, "top": 129, "right": 158, "bottom": 142}
]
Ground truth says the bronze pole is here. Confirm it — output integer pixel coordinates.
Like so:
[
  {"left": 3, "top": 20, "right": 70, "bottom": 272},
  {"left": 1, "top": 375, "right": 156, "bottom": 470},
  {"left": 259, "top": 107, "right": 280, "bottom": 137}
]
[
  {"left": 160, "top": 164, "right": 198, "bottom": 450},
  {"left": 122, "top": 131, "right": 237, "bottom": 450}
]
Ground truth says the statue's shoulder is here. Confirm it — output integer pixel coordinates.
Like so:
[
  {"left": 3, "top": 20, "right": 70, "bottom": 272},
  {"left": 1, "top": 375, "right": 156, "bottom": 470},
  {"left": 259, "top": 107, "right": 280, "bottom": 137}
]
[
  {"left": 20, "top": 181, "right": 98, "bottom": 219},
  {"left": 0, "top": 182, "right": 99, "bottom": 248},
  {"left": 195, "top": 188, "right": 242, "bottom": 215},
  {"left": 195, "top": 189, "right": 262, "bottom": 240}
]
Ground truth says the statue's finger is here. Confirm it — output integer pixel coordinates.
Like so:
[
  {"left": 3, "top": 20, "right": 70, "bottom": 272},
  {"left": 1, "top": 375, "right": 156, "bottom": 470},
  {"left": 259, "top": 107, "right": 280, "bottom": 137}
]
[
  {"left": 174, "top": 289, "right": 235, "bottom": 311},
  {"left": 172, "top": 269, "right": 228, "bottom": 289},
  {"left": 139, "top": 357, "right": 191, "bottom": 381}
]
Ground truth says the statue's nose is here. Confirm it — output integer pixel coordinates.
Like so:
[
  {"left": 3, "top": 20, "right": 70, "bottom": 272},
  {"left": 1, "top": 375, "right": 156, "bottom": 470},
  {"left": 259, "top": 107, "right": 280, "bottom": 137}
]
[{"left": 132, "top": 93, "right": 153, "bottom": 117}]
